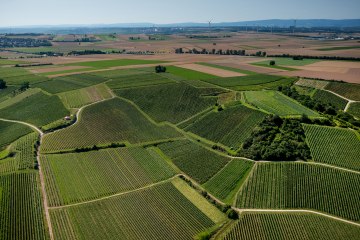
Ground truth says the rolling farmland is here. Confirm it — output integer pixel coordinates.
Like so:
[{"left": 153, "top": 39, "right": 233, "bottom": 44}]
[
  {"left": 303, "top": 124, "right": 360, "bottom": 171},
  {"left": 348, "top": 102, "right": 360, "bottom": 118},
  {"left": 41, "top": 147, "right": 176, "bottom": 206},
  {"left": 66, "top": 59, "right": 166, "bottom": 69},
  {"left": 313, "top": 89, "right": 348, "bottom": 110},
  {"left": 244, "top": 91, "right": 319, "bottom": 117},
  {"left": 236, "top": 162, "right": 360, "bottom": 222},
  {"left": 50, "top": 179, "right": 223, "bottom": 240},
  {"left": 220, "top": 212, "right": 360, "bottom": 240},
  {"left": 0, "top": 121, "right": 33, "bottom": 149},
  {"left": 325, "top": 82, "right": 360, "bottom": 101},
  {"left": 41, "top": 98, "right": 180, "bottom": 152},
  {"left": 116, "top": 83, "right": 220, "bottom": 123},
  {"left": 183, "top": 104, "right": 266, "bottom": 149},
  {"left": 106, "top": 72, "right": 175, "bottom": 89},
  {"left": 158, "top": 140, "right": 230, "bottom": 183}
]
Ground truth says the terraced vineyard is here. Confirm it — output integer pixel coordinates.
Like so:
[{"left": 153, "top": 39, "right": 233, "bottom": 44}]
[
  {"left": 0, "top": 121, "right": 33, "bottom": 149},
  {"left": 41, "top": 147, "right": 176, "bottom": 206},
  {"left": 183, "top": 104, "right": 266, "bottom": 149},
  {"left": 303, "top": 124, "right": 360, "bottom": 171},
  {"left": 204, "top": 159, "right": 254, "bottom": 203},
  {"left": 220, "top": 212, "right": 360, "bottom": 240},
  {"left": 236, "top": 162, "right": 360, "bottom": 222},
  {"left": 325, "top": 82, "right": 360, "bottom": 101},
  {"left": 107, "top": 72, "right": 175, "bottom": 89},
  {"left": 41, "top": 98, "right": 180, "bottom": 152},
  {"left": 158, "top": 140, "right": 230, "bottom": 183},
  {"left": 244, "top": 91, "right": 319, "bottom": 117},
  {"left": 50, "top": 179, "right": 224, "bottom": 240},
  {"left": 313, "top": 89, "right": 348, "bottom": 110},
  {"left": 295, "top": 78, "right": 329, "bottom": 89},
  {"left": 0, "top": 91, "right": 69, "bottom": 127},
  {"left": 348, "top": 102, "right": 360, "bottom": 118},
  {"left": 58, "top": 84, "right": 113, "bottom": 108},
  {"left": 116, "top": 83, "right": 221, "bottom": 123},
  {"left": 0, "top": 172, "right": 48, "bottom": 240}
]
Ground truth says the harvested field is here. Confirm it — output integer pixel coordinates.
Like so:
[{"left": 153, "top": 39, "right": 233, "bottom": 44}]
[
  {"left": 30, "top": 65, "right": 90, "bottom": 74},
  {"left": 175, "top": 63, "right": 244, "bottom": 77}
]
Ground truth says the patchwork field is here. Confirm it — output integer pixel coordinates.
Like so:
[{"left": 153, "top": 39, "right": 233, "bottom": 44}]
[
  {"left": 0, "top": 121, "right": 33, "bottom": 149},
  {"left": 166, "top": 66, "right": 217, "bottom": 80},
  {"left": 236, "top": 162, "right": 360, "bottom": 222},
  {"left": 303, "top": 124, "right": 360, "bottom": 171},
  {"left": 244, "top": 91, "right": 319, "bottom": 117},
  {"left": 295, "top": 78, "right": 329, "bottom": 89},
  {"left": 175, "top": 63, "right": 244, "bottom": 77},
  {"left": 106, "top": 72, "right": 175, "bottom": 89},
  {"left": 66, "top": 59, "right": 166, "bottom": 69},
  {"left": 41, "top": 98, "right": 180, "bottom": 152}
]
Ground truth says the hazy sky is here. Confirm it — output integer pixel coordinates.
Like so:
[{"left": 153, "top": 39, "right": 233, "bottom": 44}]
[{"left": 1, "top": 0, "right": 359, "bottom": 27}]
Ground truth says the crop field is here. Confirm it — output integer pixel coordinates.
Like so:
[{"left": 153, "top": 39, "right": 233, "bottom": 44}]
[
  {"left": 203, "top": 159, "right": 254, "bottom": 203},
  {"left": 236, "top": 162, "right": 360, "bottom": 222},
  {"left": 220, "top": 212, "right": 360, "bottom": 240},
  {"left": 158, "top": 140, "right": 230, "bottom": 183},
  {"left": 0, "top": 88, "right": 42, "bottom": 110},
  {"left": 348, "top": 102, "right": 360, "bottom": 118},
  {"left": 58, "top": 84, "right": 113, "bottom": 108},
  {"left": 303, "top": 124, "right": 360, "bottom": 171},
  {"left": 0, "top": 91, "right": 69, "bottom": 127},
  {"left": 35, "top": 73, "right": 108, "bottom": 94},
  {"left": 166, "top": 66, "right": 217, "bottom": 80},
  {"left": 0, "top": 86, "right": 16, "bottom": 103},
  {"left": 254, "top": 58, "right": 319, "bottom": 66},
  {"left": 116, "top": 83, "right": 220, "bottom": 123},
  {"left": 183, "top": 104, "right": 266, "bottom": 149},
  {"left": 295, "top": 78, "right": 329, "bottom": 89},
  {"left": 0, "top": 172, "right": 48, "bottom": 240},
  {"left": 50, "top": 179, "right": 222, "bottom": 240},
  {"left": 0, "top": 59, "right": 25, "bottom": 66},
  {"left": 244, "top": 91, "right": 319, "bottom": 117},
  {"left": 199, "top": 63, "right": 257, "bottom": 75},
  {"left": 106, "top": 72, "right": 175, "bottom": 89},
  {"left": 313, "top": 89, "right": 348, "bottom": 110},
  {"left": 0, "top": 121, "right": 33, "bottom": 149},
  {"left": 41, "top": 98, "right": 180, "bottom": 152},
  {"left": 66, "top": 59, "right": 166, "bottom": 69},
  {"left": 5, "top": 73, "right": 49, "bottom": 85},
  {"left": 90, "top": 68, "right": 144, "bottom": 78},
  {"left": 325, "top": 82, "right": 360, "bottom": 101},
  {"left": 12, "top": 133, "right": 39, "bottom": 170},
  {"left": 41, "top": 147, "right": 176, "bottom": 206}
]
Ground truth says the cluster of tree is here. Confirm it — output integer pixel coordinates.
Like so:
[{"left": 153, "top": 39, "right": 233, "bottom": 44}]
[
  {"left": 0, "top": 37, "right": 52, "bottom": 48},
  {"left": 68, "top": 50, "right": 106, "bottom": 55},
  {"left": 0, "top": 79, "right": 7, "bottom": 89},
  {"left": 155, "top": 65, "right": 167, "bottom": 73},
  {"left": 15, "top": 63, "right": 53, "bottom": 67},
  {"left": 35, "top": 52, "right": 64, "bottom": 56},
  {"left": 73, "top": 143, "right": 126, "bottom": 153},
  {"left": 255, "top": 51, "right": 267, "bottom": 57},
  {"left": 185, "top": 35, "right": 231, "bottom": 39},
  {"left": 175, "top": 48, "right": 246, "bottom": 56},
  {"left": 268, "top": 54, "right": 360, "bottom": 61},
  {"left": 240, "top": 115, "right": 313, "bottom": 161},
  {"left": 129, "top": 36, "right": 141, "bottom": 40}
]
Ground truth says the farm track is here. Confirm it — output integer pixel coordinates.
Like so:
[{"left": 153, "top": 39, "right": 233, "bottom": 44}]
[{"left": 321, "top": 88, "right": 359, "bottom": 112}]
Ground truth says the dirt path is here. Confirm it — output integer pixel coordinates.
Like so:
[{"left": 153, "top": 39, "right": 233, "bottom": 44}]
[{"left": 0, "top": 118, "right": 43, "bottom": 136}]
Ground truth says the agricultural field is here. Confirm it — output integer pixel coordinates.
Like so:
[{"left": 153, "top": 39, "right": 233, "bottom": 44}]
[
  {"left": 325, "top": 82, "right": 360, "bottom": 101},
  {"left": 41, "top": 147, "right": 176, "bottom": 206},
  {"left": 0, "top": 91, "right": 69, "bottom": 127},
  {"left": 254, "top": 58, "right": 319, "bottom": 67},
  {"left": 236, "top": 162, "right": 360, "bottom": 222},
  {"left": 41, "top": 98, "right": 180, "bottom": 152},
  {"left": 348, "top": 102, "right": 360, "bottom": 118},
  {"left": 303, "top": 124, "right": 360, "bottom": 171},
  {"left": 66, "top": 59, "right": 166, "bottom": 69},
  {"left": 0, "top": 172, "right": 48, "bottom": 240},
  {"left": 0, "top": 67, "right": 48, "bottom": 85},
  {"left": 116, "top": 83, "right": 221, "bottom": 123},
  {"left": 34, "top": 73, "right": 108, "bottom": 94},
  {"left": 0, "top": 88, "right": 42, "bottom": 109},
  {"left": 295, "top": 78, "right": 329, "bottom": 89},
  {"left": 244, "top": 90, "right": 319, "bottom": 117},
  {"left": 183, "top": 104, "right": 266, "bottom": 149},
  {"left": 166, "top": 66, "right": 217, "bottom": 80},
  {"left": 0, "top": 121, "right": 33, "bottom": 149},
  {"left": 0, "top": 86, "right": 17, "bottom": 103},
  {"left": 203, "top": 159, "right": 254, "bottom": 203},
  {"left": 50, "top": 179, "right": 225, "bottom": 240},
  {"left": 106, "top": 72, "right": 175, "bottom": 89},
  {"left": 219, "top": 212, "right": 360, "bottom": 240},
  {"left": 158, "top": 140, "right": 230, "bottom": 183},
  {"left": 58, "top": 84, "right": 113, "bottom": 108},
  {"left": 313, "top": 89, "right": 348, "bottom": 110}
]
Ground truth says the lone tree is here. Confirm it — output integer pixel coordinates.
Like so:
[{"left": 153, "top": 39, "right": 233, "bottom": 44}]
[
  {"left": 0, "top": 79, "right": 7, "bottom": 89},
  {"left": 270, "top": 60, "right": 276, "bottom": 66},
  {"left": 155, "top": 65, "right": 166, "bottom": 73}
]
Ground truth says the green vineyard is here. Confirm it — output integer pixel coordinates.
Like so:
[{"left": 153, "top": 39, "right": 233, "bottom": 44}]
[
  {"left": 295, "top": 78, "right": 329, "bottom": 89},
  {"left": 0, "top": 121, "right": 33, "bottom": 149},
  {"left": 106, "top": 72, "right": 175, "bottom": 89},
  {"left": 325, "top": 82, "right": 360, "bottom": 101},
  {"left": 313, "top": 89, "right": 348, "bottom": 110}
]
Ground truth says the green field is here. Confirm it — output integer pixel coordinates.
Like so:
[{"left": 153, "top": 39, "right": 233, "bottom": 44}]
[
  {"left": 198, "top": 63, "right": 256, "bottom": 75},
  {"left": 203, "top": 159, "right": 254, "bottom": 203},
  {"left": 0, "top": 172, "right": 48, "bottom": 240},
  {"left": 220, "top": 212, "right": 360, "bottom": 240},
  {"left": 303, "top": 124, "right": 360, "bottom": 171},
  {"left": 66, "top": 59, "right": 166, "bottom": 69},
  {"left": 0, "top": 59, "right": 26, "bottom": 66},
  {"left": 50, "top": 179, "right": 224, "bottom": 240},
  {"left": 90, "top": 68, "right": 144, "bottom": 78},
  {"left": 0, "top": 88, "right": 42, "bottom": 110},
  {"left": 41, "top": 147, "right": 176, "bottom": 206},
  {"left": 166, "top": 66, "right": 217, "bottom": 80},
  {"left": 325, "top": 82, "right": 360, "bottom": 101},
  {"left": 35, "top": 73, "right": 108, "bottom": 94},
  {"left": 313, "top": 89, "right": 348, "bottom": 110},
  {"left": 296, "top": 78, "right": 329, "bottom": 89},
  {"left": 244, "top": 91, "right": 319, "bottom": 117},
  {"left": 0, "top": 121, "right": 33, "bottom": 149},
  {"left": 236, "top": 162, "right": 360, "bottom": 222},
  {"left": 183, "top": 104, "right": 266, "bottom": 149},
  {"left": 0, "top": 91, "right": 69, "bottom": 127},
  {"left": 41, "top": 98, "right": 180, "bottom": 152},
  {"left": 158, "top": 140, "right": 230, "bottom": 183},
  {"left": 0, "top": 86, "right": 17, "bottom": 103},
  {"left": 348, "top": 102, "right": 360, "bottom": 118},
  {"left": 58, "top": 84, "right": 112, "bottom": 108},
  {"left": 0, "top": 67, "right": 48, "bottom": 85},
  {"left": 255, "top": 58, "right": 319, "bottom": 66},
  {"left": 116, "top": 83, "right": 221, "bottom": 123},
  {"left": 106, "top": 72, "right": 175, "bottom": 89}
]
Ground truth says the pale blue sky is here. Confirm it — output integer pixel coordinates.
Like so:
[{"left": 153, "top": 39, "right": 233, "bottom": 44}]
[{"left": 1, "top": 0, "right": 359, "bottom": 27}]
